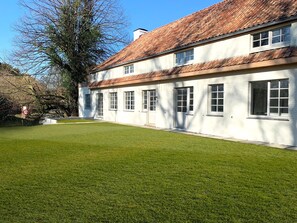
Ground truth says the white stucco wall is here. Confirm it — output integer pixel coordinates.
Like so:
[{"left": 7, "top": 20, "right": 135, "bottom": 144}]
[
  {"left": 78, "top": 86, "right": 93, "bottom": 118},
  {"left": 93, "top": 34, "right": 251, "bottom": 82},
  {"left": 80, "top": 66, "right": 297, "bottom": 147}
]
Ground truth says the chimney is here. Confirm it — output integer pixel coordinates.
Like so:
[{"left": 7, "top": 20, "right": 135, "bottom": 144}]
[{"left": 133, "top": 28, "right": 148, "bottom": 41}]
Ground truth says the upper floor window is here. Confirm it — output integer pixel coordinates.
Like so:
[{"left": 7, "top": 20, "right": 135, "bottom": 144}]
[
  {"left": 251, "top": 79, "right": 289, "bottom": 117},
  {"left": 175, "top": 49, "right": 194, "bottom": 66},
  {"left": 124, "top": 64, "right": 134, "bottom": 74},
  {"left": 252, "top": 26, "right": 291, "bottom": 50},
  {"left": 84, "top": 93, "right": 91, "bottom": 110},
  {"left": 209, "top": 84, "right": 224, "bottom": 114}
]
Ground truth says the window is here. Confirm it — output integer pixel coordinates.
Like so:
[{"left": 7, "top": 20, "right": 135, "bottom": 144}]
[
  {"left": 176, "top": 87, "right": 194, "bottom": 113},
  {"left": 84, "top": 93, "right": 91, "bottom": 110},
  {"left": 251, "top": 79, "right": 289, "bottom": 117},
  {"left": 143, "top": 91, "right": 148, "bottom": 110},
  {"left": 124, "top": 91, "right": 135, "bottom": 110},
  {"left": 124, "top": 64, "right": 134, "bottom": 74},
  {"left": 97, "top": 93, "right": 103, "bottom": 117},
  {"left": 253, "top": 31, "right": 269, "bottom": 48},
  {"left": 209, "top": 84, "right": 224, "bottom": 114},
  {"left": 143, "top": 90, "right": 157, "bottom": 111},
  {"left": 109, "top": 92, "right": 117, "bottom": 110},
  {"left": 252, "top": 26, "right": 291, "bottom": 49},
  {"left": 175, "top": 49, "right": 194, "bottom": 66}
]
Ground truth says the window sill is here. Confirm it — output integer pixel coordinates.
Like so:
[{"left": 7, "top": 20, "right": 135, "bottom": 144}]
[
  {"left": 109, "top": 109, "right": 118, "bottom": 111},
  {"left": 124, "top": 110, "right": 135, "bottom": 112},
  {"left": 175, "top": 61, "right": 194, "bottom": 67},
  {"left": 250, "top": 43, "right": 290, "bottom": 53},
  {"left": 206, "top": 114, "right": 224, "bottom": 117},
  {"left": 247, "top": 116, "right": 289, "bottom": 121}
]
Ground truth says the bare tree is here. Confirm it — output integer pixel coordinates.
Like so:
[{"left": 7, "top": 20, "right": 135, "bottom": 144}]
[{"left": 13, "top": 0, "right": 129, "bottom": 115}]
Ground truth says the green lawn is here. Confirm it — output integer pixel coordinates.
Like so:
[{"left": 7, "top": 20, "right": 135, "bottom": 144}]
[
  {"left": 57, "top": 118, "right": 97, "bottom": 123},
  {"left": 0, "top": 123, "right": 296, "bottom": 222}
]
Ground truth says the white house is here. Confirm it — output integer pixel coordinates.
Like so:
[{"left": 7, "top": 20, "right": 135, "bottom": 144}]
[{"left": 79, "top": 0, "right": 297, "bottom": 147}]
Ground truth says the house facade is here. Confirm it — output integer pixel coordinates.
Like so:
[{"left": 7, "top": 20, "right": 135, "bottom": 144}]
[{"left": 79, "top": 0, "right": 297, "bottom": 147}]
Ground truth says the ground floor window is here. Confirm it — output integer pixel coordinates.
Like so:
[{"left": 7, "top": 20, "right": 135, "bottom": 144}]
[
  {"left": 251, "top": 79, "right": 289, "bottom": 116},
  {"left": 176, "top": 87, "right": 193, "bottom": 113},
  {"left": 209, "top": 84, "right": 224, "bottom": 114},
  {"left": 97, "top": 93, "right": 103, "bottom": 117},
  {"left": 84, "top": 93, "right": 91, "bottom": 110},
  {"left": 109, "top": 92, "right": 117, "bottom": 110},
  {"left": 124, "top": 91, "right": 135, "bottom": 110},
  {"left": 142, "top": 90, "right": 157, "bottom": 111}
]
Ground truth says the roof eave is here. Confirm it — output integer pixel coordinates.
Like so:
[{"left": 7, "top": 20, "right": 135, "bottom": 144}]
[{"left": 90, "top": 56, "right": 297, "bottom": 90}]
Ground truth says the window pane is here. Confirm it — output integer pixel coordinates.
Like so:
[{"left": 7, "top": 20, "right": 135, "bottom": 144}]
[
  {"left": 272, "top": 29, "right": 280, "bottom": 36},
  {"left": 270, "top": 108, "right": 278, "bottom": 114},
  {"left": 280, "top": 89, "right": 288, "bottom": 97},
  {"left": 280, "top": 79, "right": 289, "bottom": 88},
  {"left": 270, "top": 90, "right": 278, "bottom": 97},
  {"left": 261, "top": 31, "right": 269, "bottom": 38},
  {"left": 271, "top": 80, "right": 279, "bottom": 89},
  {"left": 218, "top": 99, "right": 224, "bottom": 105},
  {"left": 272, "top": 36, "right": 281, "bottom": 44},
  {"left": 261, "top": 39, "right": 268, "bottom": 46},
  {"left": 280, "top": 108, "right": 288, "bottom": 114},
  {"left": 211, "top": 99, "right": 217, "bottom": 105},
  {"left": 218, "top": 84, "right": 224, "bottom": 91},
  {"left": 251, "top": 81, "right": 267, "bottom": 115},
  {"left": 270, "top": 99, "right": 279, "bottom": 107},
  {"left": 280, "top": 99, "right": 288, "bottom": 107},
  {"left": 253, "top": 33, "right": 260, "bottom": 40},
  {"left": 211, "top": 106, "right": 217, "bottom": 112},
  {"left": 218, "top": 106, "right": 224, "bottom": 112},
  {"left": 211, "top": 85, "right": 217, "bottom": 91},
  {"left": 253, "top": 41, "right": 260, "bottom": 48}
]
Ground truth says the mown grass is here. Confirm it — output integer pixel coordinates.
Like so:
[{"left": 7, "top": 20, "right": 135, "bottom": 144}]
[
  {"left": 0, "top": 123, "right": 296, "bottom": 222},
  {"left": 57, "top": 118, "right": 97, "bottom": 123}
]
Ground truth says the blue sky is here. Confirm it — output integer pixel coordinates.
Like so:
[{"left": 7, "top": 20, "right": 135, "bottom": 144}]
[{"left": 0, "top": 0, "right": 221, "bottom": 60}]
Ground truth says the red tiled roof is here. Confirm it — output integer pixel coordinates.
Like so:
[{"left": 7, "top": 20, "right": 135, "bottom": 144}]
[
  {"left": 90, "top": 47, "right": 297, "bottom": 89},
  {"left": 97, "top": 0, "right": 297, "bottom": 71}
]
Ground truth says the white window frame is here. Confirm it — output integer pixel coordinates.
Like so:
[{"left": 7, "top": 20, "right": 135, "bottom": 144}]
[
  {"left": 109, "top": 92, "right": 117, "bottom": 111},
  {"left": 124, "top": 64, "right": 134, "bottom": 74},
  {"left": 142, "top": 90, "right": 157, "bottom": 112},
  {"left": 208, "top": 84, "right": 224, "bottom": 115},
  {"left": 251, "top": 25, "right": 291, "bottom": 52},
  {"left": 97, "top": 93, "right": 104, "bottom": 117},
  {"left": 176, "top": 87, "right": 194, "bottom": 114},
  {"left": 142, "top": 90, "right": 148, "bottom": 111},
  {"left": 175, "top": 49, "right": 194, "bottom": 66},
  {"left": 84, "top": 93, "right": 91, "bottom": 110},
  {"left": 250, "top": 79, "right": 289, "bottom": 117},
  {"left": 124, "top": 91, "right": 135, "bottom": 111}
]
